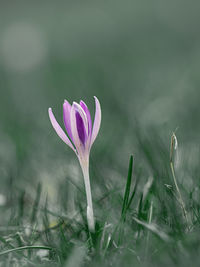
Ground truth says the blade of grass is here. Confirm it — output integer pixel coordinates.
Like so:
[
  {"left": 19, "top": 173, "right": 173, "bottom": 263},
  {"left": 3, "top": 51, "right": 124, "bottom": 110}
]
[
  {"left": 121, "top": 155, "right": 133, "bottom": 220},
  {"left": 30, "top": 182, "right": 42, "bottom": 224},
  {"left": 170, "top": 133, "right": 189, "bottom": 229},
  {"left": 18, "top": 189, "right": 25, "bottom": 222},
  {"left": 145, "top": 201, "right": 153, "bottom": 260},
  {"left": 133, "top": 217, "right": 171, "bottom": 242},
  {"left": 0, "top": 246, "right": 55, "bottom": 257},
  {"left": 118, "top": 155, "right": 134, "bottom": 245},
  {"left": 127, "top": 176, "right": 138, "bottom": 210}
]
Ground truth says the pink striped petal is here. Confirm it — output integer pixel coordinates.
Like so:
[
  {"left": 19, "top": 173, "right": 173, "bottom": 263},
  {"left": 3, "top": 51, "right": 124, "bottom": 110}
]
[
  {"left": 80, "top": 100, "right": 92, "bottom": 136},
  {"left": 91, "top": 96, "right": 101, "bottom": 146},
  {"left": 63, "top": 100, "right": 73, "bottom": 141},
  {"left": 48, "top": 108, "right": 75, "bottom": 151}
]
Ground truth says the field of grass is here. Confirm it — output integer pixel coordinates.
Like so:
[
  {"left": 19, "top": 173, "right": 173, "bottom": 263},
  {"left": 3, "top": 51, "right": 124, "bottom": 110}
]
[{"left": 0, "top": 1, "right": 200, "bottom": 266}]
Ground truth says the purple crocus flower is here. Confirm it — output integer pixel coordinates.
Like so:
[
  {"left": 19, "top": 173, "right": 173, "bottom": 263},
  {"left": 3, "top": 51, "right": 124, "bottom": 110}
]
[{"left": 48, "top": 96, "right": 101, "bottom": 231}]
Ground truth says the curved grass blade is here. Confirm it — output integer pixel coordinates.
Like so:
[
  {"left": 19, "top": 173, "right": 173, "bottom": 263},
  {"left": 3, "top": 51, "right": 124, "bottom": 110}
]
[
  {"left": 118, "top": 155, "right": 134, "bottom": 245},
  {"left": 133, "top": 217, "right": 171, "bottom": 242},
  {"left": 121, "top": 155, "right": 133, "bottom": 221},
  {"left": 0, "top": 246, "right": 55, "bottom": 257}
]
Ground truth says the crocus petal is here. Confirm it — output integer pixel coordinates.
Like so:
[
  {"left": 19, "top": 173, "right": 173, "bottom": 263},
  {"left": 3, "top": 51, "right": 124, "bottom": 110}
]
[
  {"left": 70, "top": 104, "right": 83, "bottom": 153},
  {"left": 80, "top": 100, "right": 92, "bottom": 136},
  {"left": 63, "top": 100, "right": 73, "bottom": 141},
  {"left": 73, "top": 102, "right": 89, "bottom": 136},
  {"left": 48, "top": 108, "right": 75, "bottom": 151},
  {"left": 90, "top": 96, "right": 101, "bottom": 146},
  {"left": 76, "top": 111, "right": 86, "bottom": 145}
]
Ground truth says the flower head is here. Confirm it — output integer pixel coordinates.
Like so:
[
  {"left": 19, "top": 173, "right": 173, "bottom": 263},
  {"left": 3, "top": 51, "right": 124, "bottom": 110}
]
[{"left": 48, "top": 96, "right": 101, "bottom": 164}]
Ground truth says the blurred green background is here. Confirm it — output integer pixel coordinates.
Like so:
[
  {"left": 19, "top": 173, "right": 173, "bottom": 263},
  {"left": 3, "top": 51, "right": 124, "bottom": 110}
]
[{"left": 0, "top": 0, "right": 200, "bottom": 227}]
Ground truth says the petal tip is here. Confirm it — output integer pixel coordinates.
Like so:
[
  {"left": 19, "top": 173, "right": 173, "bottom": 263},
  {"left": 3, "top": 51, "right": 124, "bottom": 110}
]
[
  {"left": 93, "top": 96, "right": 100, "bottom": 103},
  {"left": 90, "top": 96, "right": 101, "bottom": 146},
  {"left": 48, "top": 107, "right": 52, "bottom": 115}
]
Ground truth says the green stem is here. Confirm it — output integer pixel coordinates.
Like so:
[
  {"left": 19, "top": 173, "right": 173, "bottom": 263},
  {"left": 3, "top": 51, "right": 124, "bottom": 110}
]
[
  {"left": 170, "top": 161, "right": 189, "bottom": 227},
  {"left": 145, "top": 201, "right": 153, "bottom": 260},
  {"left": 80, "top": 159, "right": 95, "bottom": 232}
]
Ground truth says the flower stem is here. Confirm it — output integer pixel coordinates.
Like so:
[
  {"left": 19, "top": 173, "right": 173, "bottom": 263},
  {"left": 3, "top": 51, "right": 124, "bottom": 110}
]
[
  {"left": 170, "top": 161, "right": 189, "bottom": 227},
  {"left": 145, "top": 200, "right": 153, "bottom": 260},
  {"left": 80, "top": 159, "right": 95, "bottom": 232},
  {"left": 170, "top": 133, "right": 189, "bottom": 229}
]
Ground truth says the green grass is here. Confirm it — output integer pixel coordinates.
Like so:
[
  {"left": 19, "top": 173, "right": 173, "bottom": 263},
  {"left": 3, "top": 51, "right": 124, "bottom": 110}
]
[{"left": 0, "top": 131, "right": 200, "bottom": 267}]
